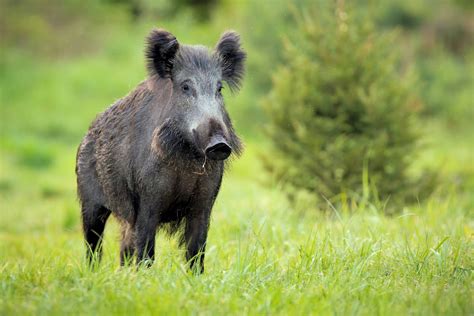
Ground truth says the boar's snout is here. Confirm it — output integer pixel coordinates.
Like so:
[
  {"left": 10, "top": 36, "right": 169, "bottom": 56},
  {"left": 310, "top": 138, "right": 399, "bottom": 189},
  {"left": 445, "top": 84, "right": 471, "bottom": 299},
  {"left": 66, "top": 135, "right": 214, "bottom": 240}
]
[
  {"left": 192, "top": 118, "right": 232, "bottom": 161},
  {"left": 205, "top": 134, "right": 231, "bottom": 160}
]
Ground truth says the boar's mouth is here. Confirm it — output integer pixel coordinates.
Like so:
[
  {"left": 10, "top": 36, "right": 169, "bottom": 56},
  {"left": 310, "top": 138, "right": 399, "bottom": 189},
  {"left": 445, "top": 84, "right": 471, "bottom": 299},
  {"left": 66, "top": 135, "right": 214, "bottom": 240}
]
[{"left": 205, "top": 135, "right": 232, "bottom": 160}]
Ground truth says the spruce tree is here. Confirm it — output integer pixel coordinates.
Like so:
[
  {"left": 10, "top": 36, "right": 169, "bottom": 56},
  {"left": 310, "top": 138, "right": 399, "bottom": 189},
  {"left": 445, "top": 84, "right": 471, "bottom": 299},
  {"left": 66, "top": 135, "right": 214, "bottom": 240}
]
[{"left": 263, "top": 5, "right": 421, "bottom": 210}]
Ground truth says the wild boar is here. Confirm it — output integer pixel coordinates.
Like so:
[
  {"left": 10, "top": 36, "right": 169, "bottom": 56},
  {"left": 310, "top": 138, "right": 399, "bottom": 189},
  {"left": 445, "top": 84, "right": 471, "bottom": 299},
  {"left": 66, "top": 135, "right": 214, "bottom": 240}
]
[{"left": 76, "top": 28, "right": 245, "bottom": 273}]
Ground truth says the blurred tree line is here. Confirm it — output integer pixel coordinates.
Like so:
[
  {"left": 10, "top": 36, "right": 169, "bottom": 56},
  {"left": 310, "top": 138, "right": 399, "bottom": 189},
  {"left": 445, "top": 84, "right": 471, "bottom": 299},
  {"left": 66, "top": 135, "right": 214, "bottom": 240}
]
[
  {"left": 103, "top": 0, "right": 218, "bottom": 21},
  {"left": 0, "top": 0, "right": 218, "bottom": 58}
]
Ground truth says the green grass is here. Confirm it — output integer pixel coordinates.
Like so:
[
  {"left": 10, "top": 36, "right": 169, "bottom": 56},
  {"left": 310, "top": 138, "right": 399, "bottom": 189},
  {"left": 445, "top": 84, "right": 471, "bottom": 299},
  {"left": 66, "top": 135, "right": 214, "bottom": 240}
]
[
  {"left": 0, "top": 3, "right": 473, "bottom": 314},
  {"left": 0, "top": 133, "right": 472, "bottom": 315}
]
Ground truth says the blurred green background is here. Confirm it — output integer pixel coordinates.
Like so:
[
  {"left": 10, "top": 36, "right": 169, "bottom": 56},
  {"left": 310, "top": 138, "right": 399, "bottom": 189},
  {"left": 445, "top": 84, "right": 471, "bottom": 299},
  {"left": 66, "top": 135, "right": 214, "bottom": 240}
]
[{"left": 0, "top": 0, "right": 472, "bottom": 314}]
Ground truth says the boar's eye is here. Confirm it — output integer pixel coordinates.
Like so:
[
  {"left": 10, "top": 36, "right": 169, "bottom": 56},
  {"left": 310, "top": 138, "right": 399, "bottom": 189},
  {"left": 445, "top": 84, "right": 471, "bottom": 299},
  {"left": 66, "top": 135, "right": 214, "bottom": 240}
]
[
  {"left": 182, "top": 83, "right": 190, "bottom": 93},
  {"left": 181, "top": 81, "right": 193, "bottom": 95}
]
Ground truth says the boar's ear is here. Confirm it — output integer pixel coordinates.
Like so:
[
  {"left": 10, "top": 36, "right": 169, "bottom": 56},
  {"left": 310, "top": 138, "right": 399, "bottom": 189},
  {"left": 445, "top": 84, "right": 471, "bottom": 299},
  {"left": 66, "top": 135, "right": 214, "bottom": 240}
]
[
  {"left": 215, "top": 31, "right": 246, "bottom": 91},
  {"left": 145, "top": 29, "right": 179, "bottom": 79}
]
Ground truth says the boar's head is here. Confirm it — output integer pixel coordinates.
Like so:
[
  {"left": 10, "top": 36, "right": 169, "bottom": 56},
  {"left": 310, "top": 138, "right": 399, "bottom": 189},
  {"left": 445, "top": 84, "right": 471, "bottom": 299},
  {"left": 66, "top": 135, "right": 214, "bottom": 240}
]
[{"left": 146, "top": 29, "right": 245, "bottom": 161}]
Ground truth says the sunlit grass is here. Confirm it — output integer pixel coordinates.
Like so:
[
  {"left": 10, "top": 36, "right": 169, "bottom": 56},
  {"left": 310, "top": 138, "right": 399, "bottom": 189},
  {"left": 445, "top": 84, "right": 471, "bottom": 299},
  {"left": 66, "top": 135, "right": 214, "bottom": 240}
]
[{"left": 0, "top": 133, "right": 472, "bottom": 314}]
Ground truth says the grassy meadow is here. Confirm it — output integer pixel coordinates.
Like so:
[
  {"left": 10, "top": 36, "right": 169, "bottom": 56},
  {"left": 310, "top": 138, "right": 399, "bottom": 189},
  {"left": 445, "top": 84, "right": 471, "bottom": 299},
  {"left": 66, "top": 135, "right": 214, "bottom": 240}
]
[{"left": 0, "top": 1, "right": 473, "bottom": 315}]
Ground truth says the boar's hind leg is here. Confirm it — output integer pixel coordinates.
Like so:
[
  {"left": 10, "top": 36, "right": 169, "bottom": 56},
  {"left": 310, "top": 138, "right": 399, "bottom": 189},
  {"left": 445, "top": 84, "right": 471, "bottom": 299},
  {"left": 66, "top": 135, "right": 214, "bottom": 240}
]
[
  {"left": 184, "top": 209, "right": 211, "bottom": 274},
  {"left": 82, "top": 204, "right": 111, "bottom": 264},
  {"left": 120, "top": 222, "right": 136, "bottom": 266}
]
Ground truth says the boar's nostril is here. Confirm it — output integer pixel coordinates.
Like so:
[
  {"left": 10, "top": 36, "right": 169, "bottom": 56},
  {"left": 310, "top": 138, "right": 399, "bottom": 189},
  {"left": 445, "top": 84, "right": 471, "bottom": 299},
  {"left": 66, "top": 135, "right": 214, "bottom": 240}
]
[
  {"left": 206, "top": 142, "right": 231, "bottom": 160},
  {"left": 205, "top": 135, "right": 231, "bottom": 160}
]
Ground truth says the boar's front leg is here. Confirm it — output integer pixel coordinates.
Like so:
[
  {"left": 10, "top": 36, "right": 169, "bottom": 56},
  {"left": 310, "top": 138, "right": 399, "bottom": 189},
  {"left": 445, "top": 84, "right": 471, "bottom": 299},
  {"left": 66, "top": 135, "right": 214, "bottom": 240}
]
[
  {"left": 184, "top": 207, "right": 212, "bottom": 274},
  {"left": 135, "top": 199, "right": 160, "bottom": 267}
]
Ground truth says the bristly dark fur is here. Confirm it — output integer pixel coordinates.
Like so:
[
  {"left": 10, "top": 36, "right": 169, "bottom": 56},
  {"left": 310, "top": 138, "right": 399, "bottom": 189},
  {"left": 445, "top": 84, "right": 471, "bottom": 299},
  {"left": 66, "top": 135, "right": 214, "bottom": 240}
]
[
  {"left": 215, "top": 31, "right": 246, "bottom": 92},
  {"left": 146, "top": 29, "right": 179, "bottom": 78},
  {"left": 155, "top": 117, "right": 203, "bottom": 159},
  {"left": 175, "top": 46, "right": 221, "bottom": 74},
  {"left": 77, "top": 28, "right": 246, "bottom": 273},
  {"left": 223, "top": 112, "right": 243, "bottom": 158}
]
